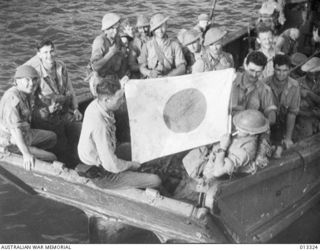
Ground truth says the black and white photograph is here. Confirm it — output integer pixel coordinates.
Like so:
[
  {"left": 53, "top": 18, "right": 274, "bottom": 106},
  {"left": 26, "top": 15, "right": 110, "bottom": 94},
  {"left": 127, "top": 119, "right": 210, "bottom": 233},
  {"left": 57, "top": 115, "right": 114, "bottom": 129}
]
[{"left": 0, "top": 0, "right": 320, "bottom": 247}]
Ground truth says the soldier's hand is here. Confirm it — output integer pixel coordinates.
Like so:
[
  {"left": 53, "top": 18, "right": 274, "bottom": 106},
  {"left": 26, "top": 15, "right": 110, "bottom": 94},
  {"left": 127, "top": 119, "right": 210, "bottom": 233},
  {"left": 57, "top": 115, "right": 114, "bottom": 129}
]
[
  {"left": 48, "top": 102, "right": 60, "bottom": 113},
  {"left": 23, "top": 152, "right": 35, "bottom": 171},
  {"left": 108, "top": 43, "right": 119, "bottom": 56},
  {"left": 282, "top": 138, "right": 294, "bottom": 149},
  {"left": 73, "top": 108, "right": 83, "bottom": 121},
  {"left": 220, "top": 133, "right": 232, "bottom": 150},
  {"left": 149, "top": 70, "right": 160, "bottom": 78},
  {"left": 130, "top": 161, "right": 141, "bottom": 170}
]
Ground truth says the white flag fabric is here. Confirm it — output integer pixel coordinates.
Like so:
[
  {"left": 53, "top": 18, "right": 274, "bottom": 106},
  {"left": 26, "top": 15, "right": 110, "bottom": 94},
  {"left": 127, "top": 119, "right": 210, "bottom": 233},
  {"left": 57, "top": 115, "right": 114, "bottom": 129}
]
[{"left": 125, "top": 68, "right": 236, "bottom": 163}]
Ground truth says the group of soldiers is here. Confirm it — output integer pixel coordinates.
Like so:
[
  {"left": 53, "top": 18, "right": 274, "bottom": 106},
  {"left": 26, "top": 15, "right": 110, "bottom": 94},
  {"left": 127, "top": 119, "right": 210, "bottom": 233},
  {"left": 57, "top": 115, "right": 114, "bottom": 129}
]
[{"left": 1, "top": 0, "right": 320, "bottom": 191}]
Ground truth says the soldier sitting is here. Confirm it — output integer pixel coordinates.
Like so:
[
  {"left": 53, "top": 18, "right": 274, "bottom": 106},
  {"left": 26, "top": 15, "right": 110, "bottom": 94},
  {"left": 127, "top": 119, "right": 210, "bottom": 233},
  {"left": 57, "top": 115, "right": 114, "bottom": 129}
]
[{"left": 0, "top": 65, "right": 57, "bottom": 170}]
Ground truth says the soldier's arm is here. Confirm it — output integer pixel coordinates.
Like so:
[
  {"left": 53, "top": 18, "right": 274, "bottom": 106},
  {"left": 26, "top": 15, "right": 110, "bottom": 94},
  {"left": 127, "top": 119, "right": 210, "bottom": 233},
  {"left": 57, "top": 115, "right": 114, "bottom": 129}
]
[
  {"left": 166, "top": 41, "right": 186, "bottom": 77},
  {"left": 10, "top": 127, "right": 34, "bottom": 170},
  {"left": 166, "top": 63, "right": 186, "bottom": 77},
  {"left": 91, "top": 39, "right": 119, "bottom": 72}
]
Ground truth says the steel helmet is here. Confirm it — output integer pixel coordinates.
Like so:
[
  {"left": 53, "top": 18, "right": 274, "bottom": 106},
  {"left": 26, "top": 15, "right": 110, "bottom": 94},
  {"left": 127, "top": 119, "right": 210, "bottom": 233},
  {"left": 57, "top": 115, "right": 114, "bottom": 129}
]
[
  {"left": 290, "top": 52, "right": 307, "bottom": 67},
  {"left": 233, "top": 109, "right": 269, "bottom": 135},
  {"left": 14, "top": 65, "right": 39, "bottom": 79},
  {"left": 183, "top": 29, "right": 201, "bottom": 46},
  {"left": 301, "top": 57, "right": 320, "bottom": 72},
  {"left": 150, "top": 13, "right": 169, "bottom": 32},
  {"left": 101, "top": 13, "right": 121, "bottom": 30},
  {"left": 136, "top": 15, "right": 149, "bottom": 28},
  {"left": 203, "top": 27, "right": 227, "bottom": 47}
]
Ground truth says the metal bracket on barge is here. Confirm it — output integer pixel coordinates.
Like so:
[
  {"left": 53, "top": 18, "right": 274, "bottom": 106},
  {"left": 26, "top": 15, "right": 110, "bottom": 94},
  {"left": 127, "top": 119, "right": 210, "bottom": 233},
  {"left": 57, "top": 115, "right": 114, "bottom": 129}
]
[{"left": 0, "top": 152, "right": 228, "bottom": 243}]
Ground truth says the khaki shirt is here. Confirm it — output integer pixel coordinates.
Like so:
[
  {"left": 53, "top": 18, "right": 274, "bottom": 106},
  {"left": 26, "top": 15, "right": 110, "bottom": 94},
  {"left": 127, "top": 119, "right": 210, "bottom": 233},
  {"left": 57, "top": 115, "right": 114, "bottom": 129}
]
[
  {"left": 202, "top": 50, "right": 234, "bottom": 71},
  {"left": 140, "top": 36, "right": 186, "bottom": 75},
  {"left": 0, "top": 87, "right": 32, "bottom": 145},
  {"left": 24, "top": 55, "right": 77, "bottom": 118},
  {"left": 264, "top": 76, "right": 301, "bottom": 117},
  {"left": 90, "top": 34, "right": 124, "bottom": 78},
  {"left": 78, "top": 99, "right": 132, "bottom": 173},
  {"left": 231, "top": 72, "right": 277, "bottom": 116},
  {"left": 227, "top": 135, "right": 258, "bottom": 174}
]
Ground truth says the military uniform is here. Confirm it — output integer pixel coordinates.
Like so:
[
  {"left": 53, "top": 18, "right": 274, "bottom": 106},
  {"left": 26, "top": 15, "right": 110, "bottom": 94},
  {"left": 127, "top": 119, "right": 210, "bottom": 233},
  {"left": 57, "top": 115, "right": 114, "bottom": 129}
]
[
  {"left": 24, "top": 55, "right": 81, "bottom": 167},
  {"left": 90, "top": 34, "right": 125, "bottom": 79},
  {"left": 128, "top": 36, "right": 149, "bottom": 78},
  {"left": 202, "top": 49, "right": 234, "bottom": 71},
  {"left": 259, "top": 48, "right": 275, "bottom": 79},
  {"left": 140, "top": 36, "right": 186, "bottom": 77},
  {"left": 0, "top": 86, "right": 56, "bottom": 154},
  {"left": 264, "top": 76, "right": 301, "bottom": 144},
  {"left": 231, "top": 72, "right": 277, "bottom": 117}
]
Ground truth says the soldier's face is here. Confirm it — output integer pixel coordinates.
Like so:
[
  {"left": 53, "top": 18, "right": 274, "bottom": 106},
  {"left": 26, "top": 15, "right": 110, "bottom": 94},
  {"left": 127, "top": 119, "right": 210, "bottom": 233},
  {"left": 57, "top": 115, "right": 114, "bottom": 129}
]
[
  {"left": 106, "top": 89, "right": 124, "bottom": 111},
  {"left": 274, "top": 64, "right": 290, "bottom": 82},
  {"left": 244, "top": 62, "right": 264, "bottom": 83},
  {"left": 105, "top": 22, "right": 120, "bottom": 39},
  {"left": 37, "top": 45, "right": 56, "bottom": 67},
  {"left": 209, "top": 41, "right": 222, "bottom": 56},
  {"left": 187, "top": 40, "right": 200, "bottom": 53},
  {"left": 257, "top": 31, "right": 274, "bottom": 50},
  {"left": 16, "top": 77, "right": 39, "bottom": 94},
  {"left": 154, "top": 23, "right": 167, "bottom": 39}
]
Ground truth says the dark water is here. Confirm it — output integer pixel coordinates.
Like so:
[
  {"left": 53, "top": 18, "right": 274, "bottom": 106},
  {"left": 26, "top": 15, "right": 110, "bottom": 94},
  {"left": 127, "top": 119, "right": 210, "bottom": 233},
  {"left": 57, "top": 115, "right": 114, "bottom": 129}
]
[{"left": 1, "top": 0, "right": 320, "bottom": 244}]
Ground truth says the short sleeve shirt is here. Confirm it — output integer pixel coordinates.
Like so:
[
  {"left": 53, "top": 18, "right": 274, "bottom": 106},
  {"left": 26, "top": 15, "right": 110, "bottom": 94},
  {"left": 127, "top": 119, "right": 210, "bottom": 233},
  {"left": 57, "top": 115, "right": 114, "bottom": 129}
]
[
  {"left": 140, "top": 37, "right": 186, "bottom": 75},
  {"left": 264, "top": 76, "right": 301, "bottom": 116},
  {"left": 231, "top": 72, "right": 277, "bottom": 116},
  {"left": 0, "top": 87, "right": 31, "bottom": 143},
  {"left": 90, "top": 34, "right": 123, "bottom": 77}
]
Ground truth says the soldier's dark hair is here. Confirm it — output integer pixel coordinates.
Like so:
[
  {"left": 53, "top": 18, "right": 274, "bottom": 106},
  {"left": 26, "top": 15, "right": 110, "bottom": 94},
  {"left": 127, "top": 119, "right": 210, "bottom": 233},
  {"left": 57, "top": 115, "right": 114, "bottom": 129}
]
[
  {"left": 245, "top": 51, "right": 268, "bottom": 68},
  {"left": 96, "top": 78, "right": 120, "bottom": 98},
  {"left": 256, "top": 23, "right": 274, "bottom": 35},
  {"left": 273, "top": 54, "right": 291, "bottom": 68},
  {"left": 36, "top": 39, "right": 55, "bottom": 51}
]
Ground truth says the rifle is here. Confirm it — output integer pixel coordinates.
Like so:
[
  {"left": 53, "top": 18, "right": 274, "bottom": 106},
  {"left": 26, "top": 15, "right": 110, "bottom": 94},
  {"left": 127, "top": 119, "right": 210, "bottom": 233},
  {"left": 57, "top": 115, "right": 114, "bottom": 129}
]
[{"left": 209, "top": 0, "right": 218, "bottom": 23}]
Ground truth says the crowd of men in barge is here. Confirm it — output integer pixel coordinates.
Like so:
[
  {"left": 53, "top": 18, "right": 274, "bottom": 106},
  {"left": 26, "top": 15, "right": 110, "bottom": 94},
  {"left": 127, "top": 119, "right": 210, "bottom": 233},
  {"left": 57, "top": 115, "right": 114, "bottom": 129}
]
[{"left": 1, "top": 0, "right": 320, "bottom": 193}]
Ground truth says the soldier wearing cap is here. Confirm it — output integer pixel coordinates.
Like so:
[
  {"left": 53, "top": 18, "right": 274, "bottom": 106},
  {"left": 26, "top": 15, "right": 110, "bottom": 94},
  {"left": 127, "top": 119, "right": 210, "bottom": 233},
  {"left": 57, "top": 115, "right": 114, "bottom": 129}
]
[
  {"left": 128, "top": 15, "right": 151, "bottom": 79},
  {"left": 294, "top": 57, "right": 320, "bottom": 140},
  {"left": 90, "top": 13, "right": 126, "bottom": 84},
  {"left": 256, "top": 24, "right": 276, "bottom": 78},
  {"left": 231, "top": 51, "right": 277, "bottom": 124},
  {"left": 193, "top": 13, "right": 211, "bottom": 39},
  {"left": 263, "top": 54, "right": 300, "bottom": 155},
  {"left": 181, "top": 29, "right": 205, "bottom": 74},
  {"left": 202, "top": 27, "right": 234, "bottom": 71},
  {"left": 0, "top": 65, "right": 57, "bottom": 170},
  {"left": 202, "top": 109, "right": 270, "bottom": 179},
  {"left": 77, "top": 77, "right": 161, "bottom": 189},
  {"left": 139, "top": 13, "right": 186, "bottom": 78},
  {"left": 24, "top": 39, "right": 82, "bottom": 168}
]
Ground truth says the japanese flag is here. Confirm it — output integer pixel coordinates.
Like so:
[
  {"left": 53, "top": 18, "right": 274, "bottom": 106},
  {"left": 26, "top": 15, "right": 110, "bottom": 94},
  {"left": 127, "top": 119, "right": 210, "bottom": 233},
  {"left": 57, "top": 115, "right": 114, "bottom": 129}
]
[{"left": 125, "top": 68, "right": 236, "bottom": 163}]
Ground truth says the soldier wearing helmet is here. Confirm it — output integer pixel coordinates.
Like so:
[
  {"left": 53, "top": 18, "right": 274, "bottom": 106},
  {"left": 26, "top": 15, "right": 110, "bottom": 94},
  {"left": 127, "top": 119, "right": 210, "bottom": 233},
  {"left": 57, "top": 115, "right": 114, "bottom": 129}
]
[
  {"left": 0, "top": 65, "right": 57, "bottom": 170},
  {"left": 203, "top": 109, "right": 270, "bottom": 179},
  {"left": 128, "top": 15, "right": 151, "bottom": 79},
  {"left": 139, "top": 13, "right": 186, "bottom": 78},
  {"left": 180, "top": 29, "right": 205, "bottom": 74},
  {"left": 89, "top": 13, "right": 125, "bottom": 87},
  {"left": 201, "top": 27, "right": 234, "bottom": 71}
]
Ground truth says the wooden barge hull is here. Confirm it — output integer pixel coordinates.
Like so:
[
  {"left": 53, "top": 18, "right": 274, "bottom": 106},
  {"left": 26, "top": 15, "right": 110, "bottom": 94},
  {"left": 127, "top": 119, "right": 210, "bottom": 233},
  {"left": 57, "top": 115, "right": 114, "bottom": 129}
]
[{"left": 1, "top": 130, "right": 320, "bottom": 243}]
